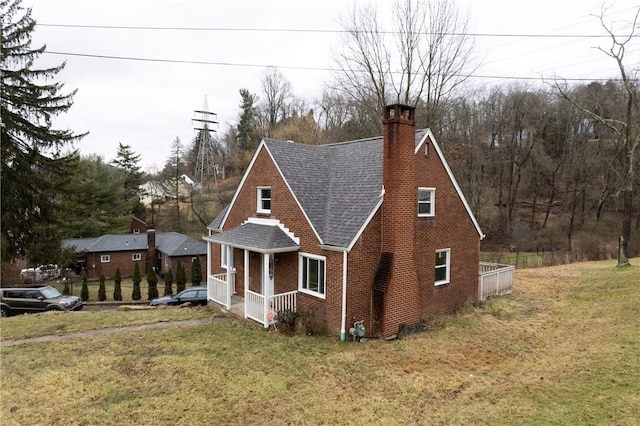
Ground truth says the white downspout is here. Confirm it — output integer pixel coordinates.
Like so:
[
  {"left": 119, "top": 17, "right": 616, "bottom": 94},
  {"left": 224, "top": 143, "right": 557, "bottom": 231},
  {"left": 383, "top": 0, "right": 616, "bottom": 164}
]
[
  {"left": 340, "top": 250, "right": 348, "bottom": 342},
  {"left": 243, "top": 249, "right": 249, "bottom": 319}
]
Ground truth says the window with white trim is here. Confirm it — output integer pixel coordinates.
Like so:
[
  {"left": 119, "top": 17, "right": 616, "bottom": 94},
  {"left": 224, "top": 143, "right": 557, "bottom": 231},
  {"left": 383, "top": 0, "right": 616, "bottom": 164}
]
[
  {"left": 133, "top": 228, "right": 140, "bottom": 234},
  {"left": 299, "top": 254, "right": 326, "bottom": 298},
  {"left": 257, "top": 187, "right": 271, "bottom": 214},
  {"left": 418, "top": 187, "right": 435, "bottom": 217},
  {"left": 132, "top": 253, "right": 141, "bottom": 261},
  {"left": 220, "top": 245, "right": 228, "bottom": 268},
  {"left": 101, "top": 255, "right": 111, "bottom": 263},
  {"left": 435, "top": 249, "right": 450, "bottom": 286}
]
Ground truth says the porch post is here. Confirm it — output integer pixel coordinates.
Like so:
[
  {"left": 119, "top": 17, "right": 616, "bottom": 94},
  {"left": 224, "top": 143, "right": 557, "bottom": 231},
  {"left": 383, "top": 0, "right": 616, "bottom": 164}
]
[
  {"left": 225, "top": 245, "right": 232, "bottom": 309},
  {"left": 263, "top": 253, "right": 274, "bottom": 328},
  {"left": 206, "top": 240, "right": 211, "bottom": 279},
  {"left": 243, "top": 249, "right": 249, "bottom": 319}
]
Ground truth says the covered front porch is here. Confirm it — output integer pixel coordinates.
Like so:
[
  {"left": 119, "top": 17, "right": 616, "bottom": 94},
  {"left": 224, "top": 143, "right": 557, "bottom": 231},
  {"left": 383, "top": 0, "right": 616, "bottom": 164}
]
[{"left": 205, "top": 220, "right": 301, "bottom": 327}]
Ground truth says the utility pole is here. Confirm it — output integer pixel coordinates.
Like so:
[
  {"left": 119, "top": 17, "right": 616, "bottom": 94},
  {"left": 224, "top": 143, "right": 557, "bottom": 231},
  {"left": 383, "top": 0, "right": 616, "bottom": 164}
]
[{"left": 192, "top": 96, "right": 219, "bottom": 189}]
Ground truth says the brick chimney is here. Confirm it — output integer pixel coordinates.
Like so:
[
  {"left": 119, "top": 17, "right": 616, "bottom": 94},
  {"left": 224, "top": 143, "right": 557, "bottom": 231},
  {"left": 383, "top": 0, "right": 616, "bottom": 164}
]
[
  {"left": 381, "top": 104, "right": 421, "bottom": 337},
  {"left": 147, "top": 229, "right": 157, "bottom": 271}
]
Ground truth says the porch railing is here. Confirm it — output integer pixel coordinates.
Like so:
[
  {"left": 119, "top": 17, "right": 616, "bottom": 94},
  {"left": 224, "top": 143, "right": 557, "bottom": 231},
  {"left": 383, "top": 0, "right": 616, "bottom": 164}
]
[
  {"left": 270, "top": 290, "right": 297, "bottom": 315},
  {"left": 245, "top": 290, "right": 298, "bottom": 327},
  {"left": 245, "top": 290, "right": 265, "bottom": 324},
  {"left": 207, "top": 273, "right": 229, "bottom": 308},
  {"left": 478, "top": 262, "right": 515, "bottom": 301}
]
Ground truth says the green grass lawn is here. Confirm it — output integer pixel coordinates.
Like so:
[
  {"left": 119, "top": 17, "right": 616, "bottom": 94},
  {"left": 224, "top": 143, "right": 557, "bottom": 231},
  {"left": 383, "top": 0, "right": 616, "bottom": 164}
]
[{"left": 1, "top": 259, "right": 639, "bottom": 425}]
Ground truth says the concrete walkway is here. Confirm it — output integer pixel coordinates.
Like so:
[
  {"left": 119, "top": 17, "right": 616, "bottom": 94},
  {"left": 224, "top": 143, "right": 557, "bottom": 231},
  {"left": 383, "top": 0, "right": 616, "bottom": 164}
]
[{"left": 0, "top": 317, "right": 232, "bottom": 347}]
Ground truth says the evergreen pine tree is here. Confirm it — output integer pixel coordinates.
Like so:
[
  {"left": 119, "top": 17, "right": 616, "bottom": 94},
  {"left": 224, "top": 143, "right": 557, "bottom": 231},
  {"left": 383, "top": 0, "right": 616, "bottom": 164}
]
[
  {"left": 98, "top": 274, "right": 106, "bottom": 301},
  {"left": 80, "top": 271, "right": 89, "bottom": 301},
  {"left": 110, "top": 143, "right": 145, "bottom": 217},
  {"left": 163, "top": 269, "right": 174, "bottom": 296},
  {"left": 132, "top": 262, "right": 142, "bottom": 301},
  {"left": 113, "top": 267, "right": 123, "bottom": 301},
  {"left": 146, "top": 263, "right": 158, "bottom": 300},
  {"left": 191, "top": 256, "right": 202, "bottom": 286},
  {"left": 1, "top": 0, "right": 84, "bottom": 265},
  {"left": 176, "top": 261, "right": 186, "bottom": 293},
  {"left": 237, "top": 89, "right": 259, "bottom": 152}
]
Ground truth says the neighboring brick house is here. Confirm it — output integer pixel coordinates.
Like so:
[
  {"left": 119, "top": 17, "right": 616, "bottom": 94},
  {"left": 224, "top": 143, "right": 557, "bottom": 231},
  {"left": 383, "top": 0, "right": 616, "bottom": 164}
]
[
  {"left": 205, "top": 104, "right": 484, "bottom": 339},
  {"left": 63, "top": 220, "right": 206, "bottom": 280}
]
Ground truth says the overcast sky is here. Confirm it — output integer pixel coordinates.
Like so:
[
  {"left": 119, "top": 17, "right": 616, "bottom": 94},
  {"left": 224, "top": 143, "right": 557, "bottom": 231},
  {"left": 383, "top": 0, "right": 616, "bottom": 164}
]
[{"left": 26, "top": 0, "right": 639, "bottom": 172}]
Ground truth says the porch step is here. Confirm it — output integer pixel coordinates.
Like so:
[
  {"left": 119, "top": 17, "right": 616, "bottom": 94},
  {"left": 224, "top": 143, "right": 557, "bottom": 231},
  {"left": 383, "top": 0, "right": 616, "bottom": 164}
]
[{"left": 229, "top": 295, "right": 244, "bottom": 317}]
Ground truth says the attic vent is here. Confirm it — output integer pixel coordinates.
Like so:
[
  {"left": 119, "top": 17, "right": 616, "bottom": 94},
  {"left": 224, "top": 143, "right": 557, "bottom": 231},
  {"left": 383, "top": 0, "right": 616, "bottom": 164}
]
[{"left": 424, "top": 141, "right": 429, "bottom": 156}]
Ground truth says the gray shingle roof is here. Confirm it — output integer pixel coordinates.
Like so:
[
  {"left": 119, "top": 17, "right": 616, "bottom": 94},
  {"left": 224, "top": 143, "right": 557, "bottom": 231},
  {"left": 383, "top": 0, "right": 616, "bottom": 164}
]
[
  {"left": 209, "top": 205, "right": 228, "bottom": 231},
  {"left": 155, "top": 232, "right": 207, "bottom": 256},
  {"left": 209, "top": 129, "right": 429, "bottom": 249},
  {"left": 62, "top": 234, "right": 148, "bottom": 252},
  {"left": 208, "top": 222, "right": 299, "bottom": 253},
  {"left": 265, "top": 130, "right": 428, "bottom": 248},
  {"left": 62, "top": 232, "right": 206, "bottom": 256}
]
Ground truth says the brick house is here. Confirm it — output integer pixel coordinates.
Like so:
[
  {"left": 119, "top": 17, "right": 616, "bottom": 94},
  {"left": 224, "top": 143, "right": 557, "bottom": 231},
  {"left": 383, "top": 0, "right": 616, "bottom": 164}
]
[
  {"left": 205, "top": 104, "right": 484, "bottom": 339},
  {"left": 63, "top": 219, "right": 207, "bottom": 280}
]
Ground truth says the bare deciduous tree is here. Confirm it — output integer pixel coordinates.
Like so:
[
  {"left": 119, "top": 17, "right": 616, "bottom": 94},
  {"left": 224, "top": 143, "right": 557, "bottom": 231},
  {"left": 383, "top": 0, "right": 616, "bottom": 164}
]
[
  {"left": 260, "top": 67, "right": 292, "bottom": 136},
  {"left": 330, "top": 0, "right": 476, "bottom": 131},
  {"left": 554, "top": 6, "right": 639, "bottom": 266}
]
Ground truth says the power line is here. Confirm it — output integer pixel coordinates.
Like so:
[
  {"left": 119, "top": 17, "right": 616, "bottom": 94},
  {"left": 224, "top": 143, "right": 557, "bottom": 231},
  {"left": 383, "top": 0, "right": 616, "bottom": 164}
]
[
  {"left": 35, "top": 23, "right": 638, "bottom": 39},
  {"left": 43, "top": 50, "right": 632, "bottom": 82}
]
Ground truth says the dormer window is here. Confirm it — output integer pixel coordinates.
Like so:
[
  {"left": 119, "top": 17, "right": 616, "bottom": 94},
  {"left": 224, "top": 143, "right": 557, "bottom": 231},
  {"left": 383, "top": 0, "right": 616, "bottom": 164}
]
[
  {"left": 257, "top": 187, "right": 271, "bottom": 214},
  {"left": 418, "top": 187, "right": 435, "bottom": 217}
]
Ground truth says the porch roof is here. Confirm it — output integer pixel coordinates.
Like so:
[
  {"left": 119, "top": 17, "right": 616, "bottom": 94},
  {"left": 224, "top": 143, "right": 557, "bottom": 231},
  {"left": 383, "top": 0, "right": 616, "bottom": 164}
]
[{"left": 207, "top": 222, "right": 300, "bottom": 253}]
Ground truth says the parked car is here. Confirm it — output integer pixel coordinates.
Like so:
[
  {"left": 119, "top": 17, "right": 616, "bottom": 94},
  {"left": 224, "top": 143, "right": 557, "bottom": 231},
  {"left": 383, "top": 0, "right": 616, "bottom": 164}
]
[
  {"left": 19, "top": 264, "right": 61, "bottom": 281},
  {"left": 0, "top": 285, "right": 83, "bottom": 317},
  {"left": 149, "top": 286, "right": 208, "bottom": 307}
]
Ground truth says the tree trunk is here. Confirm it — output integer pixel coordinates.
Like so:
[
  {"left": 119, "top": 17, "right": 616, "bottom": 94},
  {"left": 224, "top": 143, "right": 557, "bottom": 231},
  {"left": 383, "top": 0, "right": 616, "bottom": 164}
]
[{"left": 617, "top": 190, "right": 632, "bottom": 267}]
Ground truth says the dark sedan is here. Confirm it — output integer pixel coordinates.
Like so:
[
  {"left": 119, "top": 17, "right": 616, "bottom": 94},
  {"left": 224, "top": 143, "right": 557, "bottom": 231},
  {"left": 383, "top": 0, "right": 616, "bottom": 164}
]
[{"left": 149, "top": 286, "right": 208, "bottom": 307}]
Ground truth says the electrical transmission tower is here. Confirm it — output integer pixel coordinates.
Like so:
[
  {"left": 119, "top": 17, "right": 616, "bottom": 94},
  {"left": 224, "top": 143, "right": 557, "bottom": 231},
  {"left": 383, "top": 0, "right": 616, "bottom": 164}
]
[{"left": 192, "top": 96, "right": 219, "bottom": 188}]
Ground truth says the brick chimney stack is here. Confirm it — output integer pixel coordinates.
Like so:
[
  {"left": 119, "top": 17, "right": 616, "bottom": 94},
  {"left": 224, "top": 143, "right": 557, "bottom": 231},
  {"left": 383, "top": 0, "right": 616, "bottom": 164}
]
[
  {"left": 381, "top": 104, "right": 421, "bottom": 337},
  {"left": 147, "top": 229, "right": 157, "bottom": 271}
]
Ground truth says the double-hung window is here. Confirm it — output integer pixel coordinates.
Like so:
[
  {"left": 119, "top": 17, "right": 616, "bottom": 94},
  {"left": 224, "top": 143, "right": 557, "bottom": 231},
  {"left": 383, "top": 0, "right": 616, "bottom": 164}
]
[
  {"left": 418, "top": 187, "right": 435, "bottom": 217},
  {"left": 435, "top": 249, "right": 450, "bottom": 286},
  {"left": 299, "top": 254, "right": 326, "bottom": 298},
  {"left": 257, "top": 187, "right": 271, "bottom": 214},
  {"left": 101, "top": 255, "right": 111, "bottom": 263}
]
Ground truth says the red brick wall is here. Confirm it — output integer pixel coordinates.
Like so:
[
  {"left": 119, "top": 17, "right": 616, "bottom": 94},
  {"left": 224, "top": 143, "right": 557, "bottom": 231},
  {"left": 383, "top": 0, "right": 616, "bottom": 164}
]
[
  {"left": 345, "top": 210, "right": 382, "bottom": 334},
  {"left": 415, "top": 135, "right": 480, "bottom": 315},
  {"left": 129, "top": 218, "right": 148, "bottom": 234},
  {"left": 84, "top": 251, "right": 146, "bottom": 279},
  {"left": 274, "top": 252, "right": 298, "bottom": 294}
]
